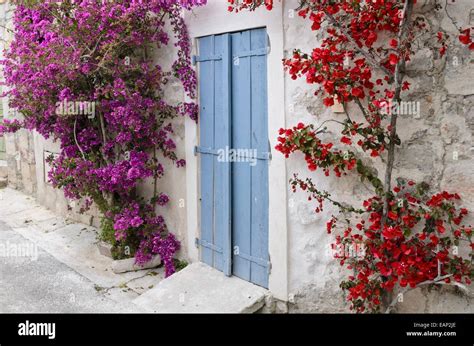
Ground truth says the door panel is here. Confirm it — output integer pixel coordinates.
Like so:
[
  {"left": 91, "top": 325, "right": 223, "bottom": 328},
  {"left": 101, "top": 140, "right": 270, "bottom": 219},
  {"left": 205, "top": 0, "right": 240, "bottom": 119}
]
[
  {"left": 231, "top": 28, "right": 269, "bottom": 288},
  {"left": 249, "top": 29, "right": 270, "bottom": 288},
  {"left": 198, "top": 34, "right": 232, "bottom": 275},
  {"left": 198, "top": 28, "right": 269, "bottom": 288}
]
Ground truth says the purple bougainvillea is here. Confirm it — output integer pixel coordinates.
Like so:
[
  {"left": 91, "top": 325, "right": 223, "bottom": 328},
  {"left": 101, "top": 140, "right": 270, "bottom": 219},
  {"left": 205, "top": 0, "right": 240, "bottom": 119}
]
[{"left": 1, "top": 0, "right": 206, "bottom": 275}]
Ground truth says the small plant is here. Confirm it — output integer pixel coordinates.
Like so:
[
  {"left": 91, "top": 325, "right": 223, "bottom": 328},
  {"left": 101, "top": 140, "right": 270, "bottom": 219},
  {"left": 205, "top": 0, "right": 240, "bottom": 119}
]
[{"left": 173, "top": 259, "right": 188, "bottom": 272}]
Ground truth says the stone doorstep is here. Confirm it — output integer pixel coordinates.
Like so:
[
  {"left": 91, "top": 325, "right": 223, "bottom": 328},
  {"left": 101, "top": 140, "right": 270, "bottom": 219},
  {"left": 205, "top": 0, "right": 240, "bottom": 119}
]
[{"left": 132, "top": 262, "right": 271, "bottom": 313}]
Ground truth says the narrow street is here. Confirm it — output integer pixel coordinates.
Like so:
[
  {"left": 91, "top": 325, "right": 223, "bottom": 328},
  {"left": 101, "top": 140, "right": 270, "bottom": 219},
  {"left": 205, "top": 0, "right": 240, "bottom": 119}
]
[
  {"left": 0, "top": 188, "right": 162, "bottom": 313},
  {"left": 0, "top": 220, "right": 133, "bottom": 313}
]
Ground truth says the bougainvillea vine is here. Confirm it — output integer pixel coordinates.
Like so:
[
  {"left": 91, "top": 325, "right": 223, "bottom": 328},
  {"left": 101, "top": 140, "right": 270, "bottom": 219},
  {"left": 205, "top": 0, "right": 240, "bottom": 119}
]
[{"left": 1, "top": 0, "right": 206, "bottom": 276}]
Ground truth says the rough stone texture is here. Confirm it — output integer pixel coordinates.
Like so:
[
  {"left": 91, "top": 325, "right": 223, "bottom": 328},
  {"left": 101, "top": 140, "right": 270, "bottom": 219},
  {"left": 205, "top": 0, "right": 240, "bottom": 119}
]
[
  {"left": 4, "top": 129, "right": 37, "bottom": 195},
  {"left": 282, "top": 0, "right": 474, "bottom": 313},
  {"left": 0, "top": 3, "right": 37, "bottom": 196}
]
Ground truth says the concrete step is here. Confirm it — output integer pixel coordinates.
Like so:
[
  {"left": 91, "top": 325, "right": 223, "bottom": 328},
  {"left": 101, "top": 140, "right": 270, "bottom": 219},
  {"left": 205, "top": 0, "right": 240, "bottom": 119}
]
[{"left": 132, "top": 262, "right": 270, "bottom": 313}]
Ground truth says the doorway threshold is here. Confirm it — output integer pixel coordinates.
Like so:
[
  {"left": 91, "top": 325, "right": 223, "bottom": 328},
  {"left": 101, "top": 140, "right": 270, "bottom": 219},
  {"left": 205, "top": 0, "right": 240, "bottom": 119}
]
[{"left": 132, "top": 262, "right": 271, "bottom": 313}]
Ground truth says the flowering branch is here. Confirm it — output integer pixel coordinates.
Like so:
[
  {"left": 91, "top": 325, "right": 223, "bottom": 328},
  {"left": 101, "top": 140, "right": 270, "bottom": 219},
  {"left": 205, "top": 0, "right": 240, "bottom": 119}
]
[{"left": 381, "top": 0, "right": 414, "bottom": 229}]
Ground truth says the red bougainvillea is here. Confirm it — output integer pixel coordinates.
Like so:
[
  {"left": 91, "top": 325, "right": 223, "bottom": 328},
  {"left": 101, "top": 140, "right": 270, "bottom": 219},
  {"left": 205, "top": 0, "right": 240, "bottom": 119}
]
[{"left": 230, "top": 0, "right": 473, "bottom": 313}]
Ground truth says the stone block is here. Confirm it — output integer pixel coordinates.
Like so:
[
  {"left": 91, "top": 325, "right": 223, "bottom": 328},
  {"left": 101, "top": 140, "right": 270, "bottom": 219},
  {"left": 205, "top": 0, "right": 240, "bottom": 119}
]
[
  {"left": 111, "top": 256, "right": 161, "bottom": 274},
  {"left": 132, "top": 262, "right": 268, "bottom": 313},
  {"left": 97, "top": 241, "right": 113, "bottom": 258},
  {"left": 406, "top": 48, "right": 433, "bottom": 71},
  {"left": 4, "top": 133, "right": 16, "bottom": 153},
  {"left": 395, "top": 287, "right": 428, "bottom": 313},
  {"left": 441, "top": 161, "right": 474, "bottom": 207}
]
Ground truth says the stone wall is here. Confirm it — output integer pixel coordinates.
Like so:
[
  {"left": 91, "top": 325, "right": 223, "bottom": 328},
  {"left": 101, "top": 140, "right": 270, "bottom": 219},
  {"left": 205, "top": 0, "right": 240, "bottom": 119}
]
[
  {"left": 0, "top": 2, "right": 37, "bottom": 196},
  {"left": 0, "top": 2, "right": 98, "bottom": 226},
  {"left": 4, "top": 130, "right": 37, "bottom": 195},
  {"left": 283, "top": 0, "right": 474, "bottom": 313}
]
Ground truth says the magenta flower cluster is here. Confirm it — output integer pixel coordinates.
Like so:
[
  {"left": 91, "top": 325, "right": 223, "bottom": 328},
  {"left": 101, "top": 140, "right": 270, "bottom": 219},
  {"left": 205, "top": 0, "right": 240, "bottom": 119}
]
[{"left": 1, "top": 0, "right": 206, "bottom": 275}]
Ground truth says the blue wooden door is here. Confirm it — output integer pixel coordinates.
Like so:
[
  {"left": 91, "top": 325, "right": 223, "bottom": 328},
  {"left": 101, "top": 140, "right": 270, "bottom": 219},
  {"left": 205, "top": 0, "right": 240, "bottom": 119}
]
[
  {"left": 196, "top": 33, "right": 232, "bottom": 275},
  {"left": 230, "top": 29, "right": 270, "bottom": 288},
  {"left": 197, "top": 28, "right": 269, "bottom": 288}
]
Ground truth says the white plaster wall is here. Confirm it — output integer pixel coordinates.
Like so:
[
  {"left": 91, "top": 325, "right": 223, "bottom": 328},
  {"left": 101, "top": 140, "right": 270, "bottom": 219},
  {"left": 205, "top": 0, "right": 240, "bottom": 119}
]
[
  {"left": 137, "top": 25, "right": 190, "bottom": 260},
  {"left": 282, "top": 0, "right": 350, "bottom": 311}
]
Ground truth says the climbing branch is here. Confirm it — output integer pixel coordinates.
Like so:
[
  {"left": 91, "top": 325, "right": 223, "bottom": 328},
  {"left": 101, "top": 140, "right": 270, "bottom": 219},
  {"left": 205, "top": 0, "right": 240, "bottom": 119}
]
[
  {"left": 323, "top": 12, "right": 394, "bottom": 78},
  {"left": 73, "top": 117, "right": 86, "bottom": 160},
  {"left": 380, "top": 0, "right": 414, "bottom": 229}
]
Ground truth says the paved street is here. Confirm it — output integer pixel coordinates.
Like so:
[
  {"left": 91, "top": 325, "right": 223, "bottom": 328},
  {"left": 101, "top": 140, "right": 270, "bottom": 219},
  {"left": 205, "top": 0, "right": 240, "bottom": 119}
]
[
  {"left": 0, "top": 220, "right": 134, "bottom": 313},
  {"left": 0, "top": 188, "right": 164, "bottom": 313}
]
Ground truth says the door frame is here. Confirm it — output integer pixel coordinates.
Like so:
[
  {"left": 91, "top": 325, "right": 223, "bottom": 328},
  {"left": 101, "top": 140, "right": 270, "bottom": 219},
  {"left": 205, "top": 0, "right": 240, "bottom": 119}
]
[{"left": 184, "top": 1, "right": 288, "bottom": 301}]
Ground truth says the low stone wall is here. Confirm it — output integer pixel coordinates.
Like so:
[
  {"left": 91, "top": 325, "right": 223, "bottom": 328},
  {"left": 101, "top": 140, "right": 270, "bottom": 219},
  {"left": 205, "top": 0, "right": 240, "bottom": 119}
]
[{"left": 4, "top": 130, "right": 37, "bottom": 195}]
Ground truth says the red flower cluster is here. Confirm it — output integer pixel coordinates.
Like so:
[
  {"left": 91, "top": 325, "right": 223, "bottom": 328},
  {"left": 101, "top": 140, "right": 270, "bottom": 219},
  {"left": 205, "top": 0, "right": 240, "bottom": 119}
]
[
  {"left": 459, "top": 28, "right": 474, "bottom": 50},
  {"left": 276, "top": 123, "right": 356, "bottom": 177},
  {"left": 336, "top": 184, "right": 473, "bottom": 312},
  {"left": 227, "top": 0, "right": 272, "bottom": 12}
]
